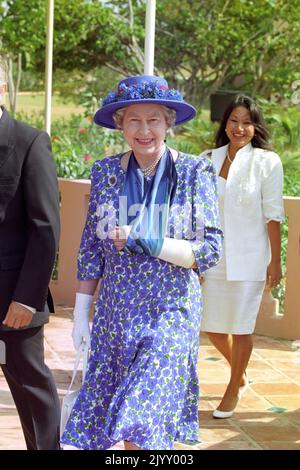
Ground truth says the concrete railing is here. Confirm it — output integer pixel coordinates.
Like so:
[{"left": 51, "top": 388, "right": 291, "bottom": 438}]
[
  {"left": 255, "top": 197, "right": 300, "bottom": 340},
  {"left": 50, "top": 179, "right": 91, "bottom": 308},
  {"left": 50, "top": 179, "right": 300, "bottom": 340}
]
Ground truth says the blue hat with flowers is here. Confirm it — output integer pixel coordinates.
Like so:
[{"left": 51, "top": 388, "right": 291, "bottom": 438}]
[{"left": 94, "top": 75, "right": 196, "bottom": 129}]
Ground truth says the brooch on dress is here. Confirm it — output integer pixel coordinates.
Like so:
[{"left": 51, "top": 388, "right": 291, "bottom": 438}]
[{"left": 108, "top": 174, "right": 117, "bottom": 187}]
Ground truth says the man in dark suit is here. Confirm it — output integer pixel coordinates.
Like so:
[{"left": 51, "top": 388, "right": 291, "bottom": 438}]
[{"left": 0, "top": 59, "right": 61, "bottom": 449}]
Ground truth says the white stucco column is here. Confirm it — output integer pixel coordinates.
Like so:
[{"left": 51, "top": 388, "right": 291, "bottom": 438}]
[
  {"left": 44, "top": 0, "right": 54, "bottom": 135},
  {"left": 144, "top": 0, "right": 156, "bottom": 75}
]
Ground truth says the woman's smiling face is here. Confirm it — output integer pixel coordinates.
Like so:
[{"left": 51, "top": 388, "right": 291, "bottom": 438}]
[
  {"left": 226, "top": 106, "right": 255, "bottom": 150},
  {"left": 122, "top": 103, "right": 168, "bottom": 160}
]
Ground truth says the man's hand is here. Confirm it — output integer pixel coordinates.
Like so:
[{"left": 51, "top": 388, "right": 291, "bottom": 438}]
[{"left": 2, "top": 302, "right": 33, "bottom": 329}]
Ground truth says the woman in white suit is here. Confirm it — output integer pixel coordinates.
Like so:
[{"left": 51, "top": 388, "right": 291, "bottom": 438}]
[{"left": 200, "top": 95, "right": 284, "bottom": 418}]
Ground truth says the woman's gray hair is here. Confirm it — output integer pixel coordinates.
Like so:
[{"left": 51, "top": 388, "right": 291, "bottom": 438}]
[{"left": 113, "top": 105, "right": 176, "bottom": 130}]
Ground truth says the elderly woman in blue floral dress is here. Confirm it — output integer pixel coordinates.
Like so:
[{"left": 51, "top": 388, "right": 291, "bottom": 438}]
[{"left": 60, "top": 75, "right": 223, "bottom": 450}]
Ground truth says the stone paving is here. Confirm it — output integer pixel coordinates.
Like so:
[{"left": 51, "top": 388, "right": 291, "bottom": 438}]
[{"left": 1, "top": 307, "right": 300, "bottom": 450}]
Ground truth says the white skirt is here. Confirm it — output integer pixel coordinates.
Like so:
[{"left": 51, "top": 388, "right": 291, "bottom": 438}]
[
  {"left": 201, "top": 177, "right": 265, "bottom": 335},
  {"left": 201, "top": 278, "right": 265, "bottom": 334},
  {"left": 201, "top": 246, "right": 265, "bottom": 335}
]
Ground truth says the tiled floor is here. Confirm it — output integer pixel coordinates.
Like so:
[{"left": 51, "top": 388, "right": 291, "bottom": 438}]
[{"left": 0, "top": 307, "right": 300, "bottom": 450}]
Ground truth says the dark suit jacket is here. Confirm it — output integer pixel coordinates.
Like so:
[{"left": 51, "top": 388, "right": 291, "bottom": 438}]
[{"left": 0, "top": 107, "right": 60, "bottom": 330}]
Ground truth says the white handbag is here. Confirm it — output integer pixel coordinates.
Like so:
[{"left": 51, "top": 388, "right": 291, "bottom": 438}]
[{"left": 60, "top": 344, "right": 89, "bottom": 438}]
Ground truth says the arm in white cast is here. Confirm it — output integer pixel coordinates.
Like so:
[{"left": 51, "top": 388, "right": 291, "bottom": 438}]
[
  {"left": 72, "top": 292, "right": 94, "bottom": 350},
  {"left": 157, "top": 237, "right": 196, "bottom": 269}
]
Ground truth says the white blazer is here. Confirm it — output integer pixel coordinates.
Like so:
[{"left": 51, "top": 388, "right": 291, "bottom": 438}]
[{"left": 200, "top": 143, "right": 284, "bottom": 281}]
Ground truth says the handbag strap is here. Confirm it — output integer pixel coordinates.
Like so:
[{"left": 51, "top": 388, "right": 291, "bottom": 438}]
[{"left": 67, "top": 344, "right": 89, "bottom": 392}]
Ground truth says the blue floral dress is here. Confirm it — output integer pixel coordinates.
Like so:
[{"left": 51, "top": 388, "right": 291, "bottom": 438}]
[{"left": 61, "top": 152, "right": 223, "bottom": 450}]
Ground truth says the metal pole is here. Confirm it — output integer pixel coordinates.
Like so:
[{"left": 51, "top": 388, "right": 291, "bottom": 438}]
[
  {"left": 144, "top": 0, "right": 156, "bottom": 75},
  {"left": 44, "top": 0, "right": 54, "bottom": 135}
]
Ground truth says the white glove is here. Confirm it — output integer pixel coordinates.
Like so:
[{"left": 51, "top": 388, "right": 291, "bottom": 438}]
[
  {"left": 72, "top": 292, "right": 93, "bottom": 350},
  {"left": 157, "top": 238, "right": 196, "bottom": 268}
]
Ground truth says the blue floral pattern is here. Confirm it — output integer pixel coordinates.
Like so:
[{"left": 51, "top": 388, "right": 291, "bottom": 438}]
[
  {"left": 61, "top": 152, "right": 223, "bottom": 450},
  {"left": 103, "top": 79, "right": 183, "bottom": 106}
]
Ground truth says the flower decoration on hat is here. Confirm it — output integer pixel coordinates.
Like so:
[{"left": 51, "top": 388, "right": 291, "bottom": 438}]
[{"left": 103, "top": 80, "right": 183, "bottom": 107}]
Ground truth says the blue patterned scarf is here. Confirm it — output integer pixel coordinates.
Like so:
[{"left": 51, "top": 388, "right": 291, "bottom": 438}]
[{"left": 120, "top": 147, "right": 177, "bottom": 256}]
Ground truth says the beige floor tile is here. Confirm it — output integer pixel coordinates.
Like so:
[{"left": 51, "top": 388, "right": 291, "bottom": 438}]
[
  {"left": 199, "top": 441, "right": 260, "bottom": 450},
  {"left": 286, "top": 411, "right": 300, "bottom": 425},
  {"left": 265, "top": 395, "right": 300, "bottom": 410},
  {"left": 241, "top": 423, "right": 300, "bottom": 442},
  {"left": 199, "top": 383, "right": 227, "bottom": 396},
  {"left": 198, "top": 399, "right": 215, "bottom": 411},
  {"left": 0, "top": 380, "right": 10, "bottom": 391},
  {"left": 246, "top": 360, "right": 276, "bottom": 370},
  {"left": 199, "top": 425, "right": 250, "bottom": 442},
  {"left": 109, "top": 441, "right": 125, "bottom": 450},
  {"left": 0, "top": 415, "right": 21, "bottom": 429},
  {"left": 251, "top": 383, "right": 300, "bottom": 395},
  {"left": 260, "top": 441, "right": 300, "bottom": 450},
  {"left": 278, "top": 370, "right": 300, "bottom": 382},
  {"left": 198, "top": 410, "right": 220, "bottom": 425},
  {"left": 174, "top": 441, "right": 203, "bottom": 450},
  {"left": 197, "top": 361, "right": 227, "bottom": 371},
  {"left": 267, "top": 358, "right": 300, "bottom": 367},
  {"left": 0, "top": 428, "right": 25, "bottom": 450},
  {"left": 245, "top": 370, "right": 290, "bottom": 382},
  {"left": 255, "top": 349, "right": 296, "bottom": 359},
  {"left": 199, "top": 334, "right": 212, "bottom": 345},
  {"left": 199, "top": 349, "right": 225, "bottom": 359},
  {"left": 232, "top": 412, "right": 290, "bottom": 425},
  {"left": 0, "top": 393, "right": 17, "bottom": 407},
  {"left": 228, "top": 394, "right": 272, "bottom": 411},
  {"left": 253, "top": 336, "right": 291, "bottom": 349},
  {"left": 198, "top": 369, "right": 229, "bottom": 382}
]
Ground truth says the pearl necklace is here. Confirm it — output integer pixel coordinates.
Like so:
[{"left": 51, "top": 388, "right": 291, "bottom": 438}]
[
  {"left": 140, "top": 148, "right": 165, "bottom": 177},
  {"left": 226, "top": 151, "right": 234, "bottom": 164}
]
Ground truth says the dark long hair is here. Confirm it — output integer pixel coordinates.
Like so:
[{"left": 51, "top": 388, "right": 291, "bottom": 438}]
[{"left": 215, "top": 94, "right": 271, "bottom": 150}]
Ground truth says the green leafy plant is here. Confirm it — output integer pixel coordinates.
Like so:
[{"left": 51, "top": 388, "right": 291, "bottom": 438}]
[
  {"left": 168, "top": 111, "right": 217, "bottom": 155},
  {"left": 16, "top": 112, "right": 125, "bottom": 179}
]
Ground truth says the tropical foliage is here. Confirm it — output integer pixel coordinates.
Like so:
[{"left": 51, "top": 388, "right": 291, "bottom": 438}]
[{"left": 1, "top": 0, "right": 300, "bottom": 110}]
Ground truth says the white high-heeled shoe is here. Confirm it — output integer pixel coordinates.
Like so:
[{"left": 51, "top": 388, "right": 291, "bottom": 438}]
[
  {"left": 239, "top": 380, "right": 249, "bottom": 396},
  {"left": 213, "top": 391, "right": 241, "bottom": 419},
  {"left": 213, "top": 408, "right": 235, "bottom": 419},
  {"left": 239, "top": 373, "right": 252, "bottom": 395}
]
